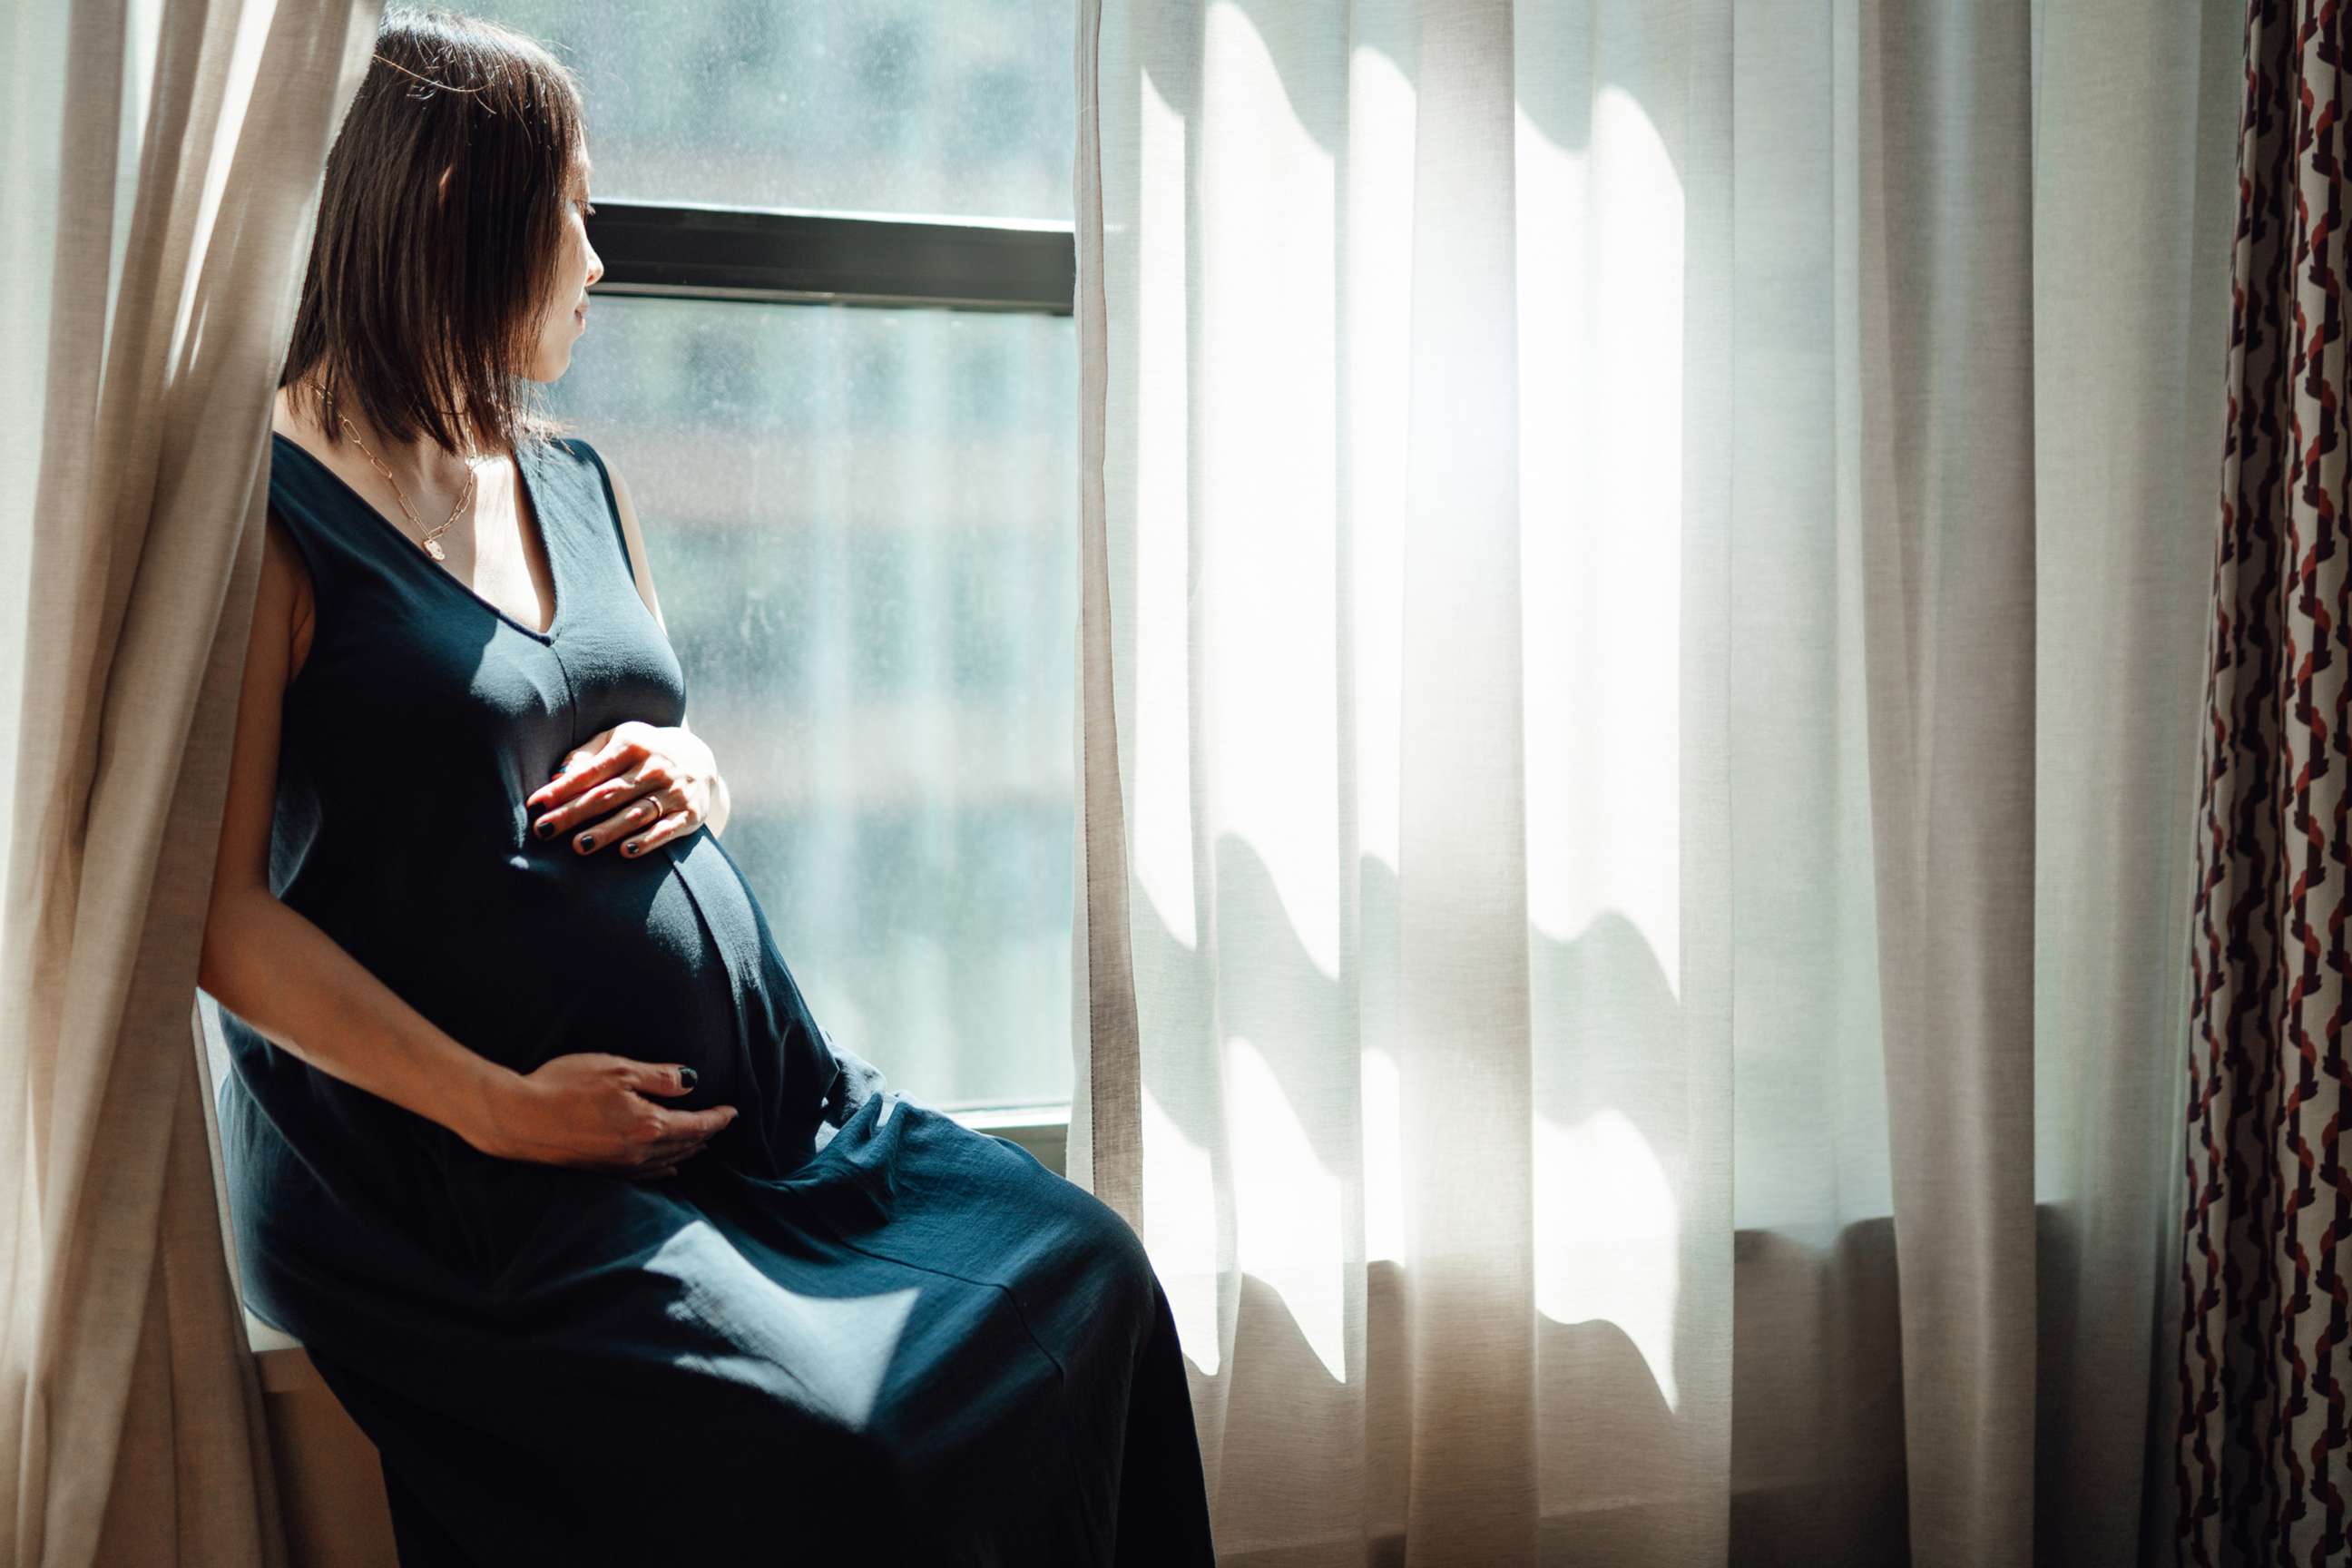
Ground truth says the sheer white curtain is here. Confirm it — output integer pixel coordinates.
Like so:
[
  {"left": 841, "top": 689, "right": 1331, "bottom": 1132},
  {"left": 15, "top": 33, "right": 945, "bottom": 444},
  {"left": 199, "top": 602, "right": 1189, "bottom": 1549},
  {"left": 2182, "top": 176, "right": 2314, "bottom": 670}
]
[
  {"left": 0, "top": 2, "right": 377, "bottom": 1562},
  {"left": 1072, "top": 0, "right": 2241, "bottom": 1563}
]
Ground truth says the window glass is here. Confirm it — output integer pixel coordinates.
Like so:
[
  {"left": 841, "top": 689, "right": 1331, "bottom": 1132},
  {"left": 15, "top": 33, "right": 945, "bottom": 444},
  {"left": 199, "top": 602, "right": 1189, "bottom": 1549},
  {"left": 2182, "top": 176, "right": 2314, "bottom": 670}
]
[
  {"left": 470, "top": 1, "right": 1076, "bottom": 221},
  {"left": 547, "top": 299, "right": 1077, "bottom": 1109}
]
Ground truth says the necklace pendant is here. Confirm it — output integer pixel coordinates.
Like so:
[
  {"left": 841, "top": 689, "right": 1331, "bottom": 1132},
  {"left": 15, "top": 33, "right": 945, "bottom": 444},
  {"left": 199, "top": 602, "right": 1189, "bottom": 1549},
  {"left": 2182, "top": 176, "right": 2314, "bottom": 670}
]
[{"left": 423, "top": 537, "right": 448, "bottom": 562}]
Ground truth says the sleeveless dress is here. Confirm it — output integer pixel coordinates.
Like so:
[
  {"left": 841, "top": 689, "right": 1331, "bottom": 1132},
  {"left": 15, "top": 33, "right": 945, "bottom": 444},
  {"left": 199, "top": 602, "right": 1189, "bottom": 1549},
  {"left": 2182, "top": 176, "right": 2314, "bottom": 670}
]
[{"left": 213, "top": 430, "right": 1213, "bottom": 1566}]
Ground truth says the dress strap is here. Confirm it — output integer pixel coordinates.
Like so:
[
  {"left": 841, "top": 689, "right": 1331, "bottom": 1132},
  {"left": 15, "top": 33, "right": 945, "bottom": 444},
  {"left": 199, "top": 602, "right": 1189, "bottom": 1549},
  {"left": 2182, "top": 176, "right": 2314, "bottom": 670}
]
[
  {"left": 524, "top": 436, "right": 648, "bottom": 606},
  {"left": 265, "top": 432, "right": 372, "bottom": 628},
  {"left": 545, "top": 438, "right": 634, "bottom": 568}
]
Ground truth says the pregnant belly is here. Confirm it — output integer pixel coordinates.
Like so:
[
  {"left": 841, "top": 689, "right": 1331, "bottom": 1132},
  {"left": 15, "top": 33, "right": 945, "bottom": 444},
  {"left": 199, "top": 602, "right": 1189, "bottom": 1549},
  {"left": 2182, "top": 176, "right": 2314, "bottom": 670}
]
[
  {"left": 322, "top": 820, "right": 841, "bottom": 1176},
  {"left": 444, "top": 828, "right": 773, "bottom": 1109}
]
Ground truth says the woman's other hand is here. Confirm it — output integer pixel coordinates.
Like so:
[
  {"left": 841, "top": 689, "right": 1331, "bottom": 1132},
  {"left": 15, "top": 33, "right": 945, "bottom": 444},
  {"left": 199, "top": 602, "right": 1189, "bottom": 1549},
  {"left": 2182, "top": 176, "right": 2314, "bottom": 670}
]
[
  {"left": 526, "top": 720, "right": 720, "bottom": 858},
  {"left": 470, "top": 1053, "right": 737, "bottom": 1179}
]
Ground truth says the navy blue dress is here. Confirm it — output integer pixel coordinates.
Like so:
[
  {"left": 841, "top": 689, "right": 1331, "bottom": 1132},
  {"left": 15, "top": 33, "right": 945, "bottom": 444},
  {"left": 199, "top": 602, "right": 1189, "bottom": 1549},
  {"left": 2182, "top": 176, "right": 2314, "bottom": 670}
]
[{"left": 214, "top": 430, "right": 1212, "bottom": 1565}]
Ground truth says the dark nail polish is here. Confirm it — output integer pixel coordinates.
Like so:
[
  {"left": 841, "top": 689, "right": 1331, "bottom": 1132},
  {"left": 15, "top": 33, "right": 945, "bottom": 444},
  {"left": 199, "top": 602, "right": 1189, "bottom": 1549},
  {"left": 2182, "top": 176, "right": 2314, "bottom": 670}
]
[
  {"left": 680, "top": 1067, "right": 699, "bottom": 1089},
  {"left": 577, "top": 834, "right": 594, "bottom": 851},
  {"left": 623, "top": 842, "right": 640, "bottom": 856},
  {"left": 534, "top": 819, "right": 554, "bottom": 838}
]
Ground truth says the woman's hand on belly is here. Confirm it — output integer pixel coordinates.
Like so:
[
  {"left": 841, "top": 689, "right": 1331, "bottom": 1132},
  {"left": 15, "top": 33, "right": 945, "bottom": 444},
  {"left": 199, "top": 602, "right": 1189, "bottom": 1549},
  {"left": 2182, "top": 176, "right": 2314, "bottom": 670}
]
[
  {"left": 469, "top": 1053, "right": 737, "bottom": 1180},
  {"left": 525, "top": 720, "right": 723, "bottom": 858}
]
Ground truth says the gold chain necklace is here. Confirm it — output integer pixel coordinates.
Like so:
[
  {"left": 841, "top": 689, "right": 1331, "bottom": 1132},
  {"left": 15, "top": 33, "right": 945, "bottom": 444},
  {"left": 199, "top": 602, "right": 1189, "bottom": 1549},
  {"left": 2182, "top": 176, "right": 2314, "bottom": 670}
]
[{"left": 334, "top": 412, "right": 477, "bottom": 563}]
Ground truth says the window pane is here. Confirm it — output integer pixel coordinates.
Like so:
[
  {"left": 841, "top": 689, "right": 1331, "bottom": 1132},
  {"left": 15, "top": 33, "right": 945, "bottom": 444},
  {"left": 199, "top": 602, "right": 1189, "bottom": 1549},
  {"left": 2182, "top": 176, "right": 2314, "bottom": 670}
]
[
  {"left": 469, "top": 1, "right": 1076, "bottom": 221},
  {"left": 547, "top": 299, "right": 1077, "bottom": 1110}
]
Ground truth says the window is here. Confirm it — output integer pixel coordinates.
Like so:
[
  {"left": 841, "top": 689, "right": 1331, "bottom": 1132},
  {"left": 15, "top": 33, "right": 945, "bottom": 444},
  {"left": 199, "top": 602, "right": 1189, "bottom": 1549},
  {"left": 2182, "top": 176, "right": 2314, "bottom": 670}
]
[
  {"left": 475, "top": 2, "right": 1080, "bottom": 1112},
  {"left": 476, "top": 1, "right": 1074, "bottom": 221}
]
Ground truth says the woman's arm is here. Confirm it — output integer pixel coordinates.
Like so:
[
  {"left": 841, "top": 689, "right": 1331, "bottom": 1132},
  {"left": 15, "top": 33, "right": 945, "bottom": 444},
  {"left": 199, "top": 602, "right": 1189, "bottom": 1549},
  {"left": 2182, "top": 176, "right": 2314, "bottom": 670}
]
[
  {"left": 200, "top": 513, "right": 515, "bottom": 1147},
  {"left": 605, "top": 460, "right": 730, "bottom": 837},
  {"left": 201, "top": 512, "right": 733, "bottom": 1172}
]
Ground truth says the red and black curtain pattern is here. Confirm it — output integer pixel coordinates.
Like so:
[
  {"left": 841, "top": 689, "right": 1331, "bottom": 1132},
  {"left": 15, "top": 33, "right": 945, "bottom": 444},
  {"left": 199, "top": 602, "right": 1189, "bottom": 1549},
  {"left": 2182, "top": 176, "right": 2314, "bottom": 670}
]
[{"left": 2182, "top": 1, "right": 2352, "bottom": 1561}]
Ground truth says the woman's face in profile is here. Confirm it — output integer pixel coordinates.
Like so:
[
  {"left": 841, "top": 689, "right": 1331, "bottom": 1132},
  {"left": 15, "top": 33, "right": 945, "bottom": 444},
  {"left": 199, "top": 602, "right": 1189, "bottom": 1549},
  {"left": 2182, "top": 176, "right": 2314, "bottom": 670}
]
[{"left": 525, "top": 145, "right": 603, "bottom": 385}]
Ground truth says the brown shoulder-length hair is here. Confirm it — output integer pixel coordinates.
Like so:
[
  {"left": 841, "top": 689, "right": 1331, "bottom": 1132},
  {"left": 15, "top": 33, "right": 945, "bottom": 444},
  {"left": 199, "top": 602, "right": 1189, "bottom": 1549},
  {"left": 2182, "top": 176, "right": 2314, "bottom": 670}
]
[{"left": 281, "top": 9, "right": 583, "bottom": 458}]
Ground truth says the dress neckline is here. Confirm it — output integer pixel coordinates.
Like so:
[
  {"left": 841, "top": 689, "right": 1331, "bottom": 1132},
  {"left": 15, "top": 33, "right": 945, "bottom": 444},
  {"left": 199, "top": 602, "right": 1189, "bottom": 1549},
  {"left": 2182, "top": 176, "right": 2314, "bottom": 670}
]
[{"left": 270, "top": 429, "right": 569, "bottom": 643}]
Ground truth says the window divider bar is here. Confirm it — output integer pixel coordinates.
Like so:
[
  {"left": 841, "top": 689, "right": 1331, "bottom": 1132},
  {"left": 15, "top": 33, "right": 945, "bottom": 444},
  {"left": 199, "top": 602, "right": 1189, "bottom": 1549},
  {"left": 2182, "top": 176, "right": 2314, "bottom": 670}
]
[{"left": 586, "top": 201, "right": 1075, "bottom": 314}]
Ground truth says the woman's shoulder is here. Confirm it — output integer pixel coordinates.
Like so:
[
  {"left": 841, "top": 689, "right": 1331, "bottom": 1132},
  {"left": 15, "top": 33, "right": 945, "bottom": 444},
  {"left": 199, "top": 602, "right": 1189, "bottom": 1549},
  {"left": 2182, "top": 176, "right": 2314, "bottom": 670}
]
[
  {"left": 524, "top": 430, "right": 626, "bottom": 515},
  {"left": 529, "top": 433, "right": 661, "bottom": 615},
  {"left": 531, "top": 429, "right": 612, "bottom": 477},
  {"left": 259, "top": 438, "right": 343, "bottom": 593},
  {"left": 532, "top": 431, "right": 638, "bottom": 518}
]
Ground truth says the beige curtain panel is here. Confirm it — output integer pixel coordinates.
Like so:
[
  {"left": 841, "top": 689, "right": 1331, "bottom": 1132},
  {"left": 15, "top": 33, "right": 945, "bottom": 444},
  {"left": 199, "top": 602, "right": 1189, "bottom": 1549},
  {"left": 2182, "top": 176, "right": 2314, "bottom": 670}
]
[
  {"left": 1072, "top": 0, "right": 2243, "bottom": 1563},
  {"left": 0, "top": 2, "right": 378, "bottom": 1563}
]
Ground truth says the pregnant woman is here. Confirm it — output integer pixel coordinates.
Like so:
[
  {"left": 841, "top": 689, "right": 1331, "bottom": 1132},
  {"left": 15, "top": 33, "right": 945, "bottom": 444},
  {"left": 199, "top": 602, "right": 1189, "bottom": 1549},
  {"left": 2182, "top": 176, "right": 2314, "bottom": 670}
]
[{"left": 200, "top": 12, "right": 1211, "bottom": 1564}]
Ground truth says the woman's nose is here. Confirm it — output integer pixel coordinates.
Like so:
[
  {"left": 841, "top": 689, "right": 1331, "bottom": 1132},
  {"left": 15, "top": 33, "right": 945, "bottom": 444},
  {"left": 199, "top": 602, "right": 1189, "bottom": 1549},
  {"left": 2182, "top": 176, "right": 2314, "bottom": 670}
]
[{"left": 584, "top": 244, "right": 604, "bottom": 290}]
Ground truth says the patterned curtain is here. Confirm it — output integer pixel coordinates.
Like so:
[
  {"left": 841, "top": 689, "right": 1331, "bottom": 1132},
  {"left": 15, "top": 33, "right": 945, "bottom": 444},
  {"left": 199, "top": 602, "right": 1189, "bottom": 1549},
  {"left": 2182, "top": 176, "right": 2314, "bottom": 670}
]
[{"left": 2180, "top": 1, "right": 2352, "bottom": 1560}]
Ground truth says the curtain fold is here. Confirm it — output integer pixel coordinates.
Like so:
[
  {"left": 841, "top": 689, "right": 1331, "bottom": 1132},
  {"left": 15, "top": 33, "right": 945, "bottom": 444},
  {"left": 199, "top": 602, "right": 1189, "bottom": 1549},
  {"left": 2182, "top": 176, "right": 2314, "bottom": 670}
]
[
  {"left": 1073, "top": 1, "right": 2242, "bottom": 1563},
  {"left": 2033, "top": 0, "right": 2245, "bottom": 1562},
  {"left": 0, "top": 3, "right": 379, "bottom": 1563},
  {"left": 1856, "top": 4, "right": 2039, "bottom": 1561}
]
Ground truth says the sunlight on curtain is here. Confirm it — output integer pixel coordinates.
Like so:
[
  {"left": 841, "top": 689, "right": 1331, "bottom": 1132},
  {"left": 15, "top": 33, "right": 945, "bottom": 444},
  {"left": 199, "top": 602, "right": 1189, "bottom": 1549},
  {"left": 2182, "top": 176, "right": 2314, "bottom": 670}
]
[
  {"left": 1346, "top": 44, "right": 1410, "bottom": 886},
  {"left": 1534, "top": 1110, "right": 1681, "bottom": 1405},
  {"left": 1129, "top": 59, "right": 1196, "bottom": 955},
  {"left": 1519, "top": 77, "right": 1690, "bottom": 1417},
  {"left": 1520, "top": 84, "right": 1683, "bottom": 994},
  {"left": 1196, "top": 4, "right": 1344, "bottom": 985},
  {"left": 1093, "top": 0, "right": 1736, "bottom": 1556},
  {"left": 1141, "top": 1085, "right": 1220, "bottom": 1375},
  {"left": 1227, "top": 1037, "right": 1346, "bottom": 1379}
]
